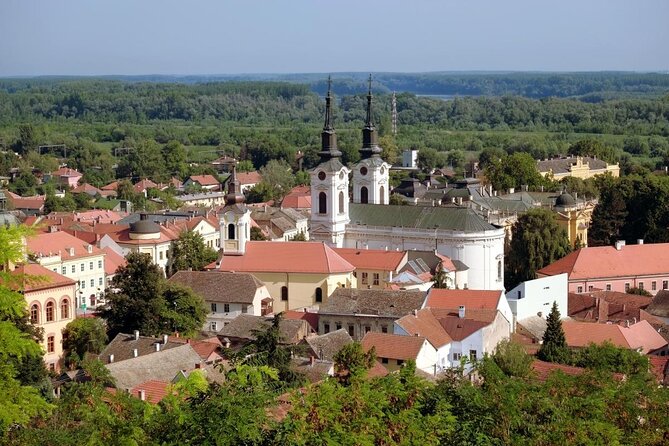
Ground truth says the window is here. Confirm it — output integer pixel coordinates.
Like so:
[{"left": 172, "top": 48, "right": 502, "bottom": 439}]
[
  {"left": 360, "top": 166, "right": 368, "bottom": 176},
  {"left": 62, "top": 266, "right": 66, "bottom": 275},
  {"left": 606, "top": 284, "right": 612, "bottom": 291},
  {"left": 47, "top": 336, "right": 55, "bottom": 353},
  {"left": 379, "top": 186, "right": 385, "bottom": 204},
  {"left": 159, "top": 251, "right": 163, "bottom": 260},
  {"left": 577, "top": 286, "right": 583, "bottom": 293},
  {"left": 625, "top": 282, "right": 630, "bottom": 291},
  {"left": 224, "top": 304, "right": 230, "bottom": 313},
  {"left": 61, "top": 299, "right": 69, "bottom": 319},
  {"left": 210, "top": 322, "right": 218, "bottom": 332},
  {"left": 364, "top": 326, "right": 371, "bottom": 333},
  {"left": 30, "top": 304, "right": 39, "bottom": 324},
  {"left": 318, "top": 171, "right": 326, "bottom": 181},
  {"left": 318, "top": 192, "right": 327, "bottom": 214},
  {"left": 90, "top": 279, "right": 94, "bottom": 287},
  {"left": 453, "top": 352, "right": 462, "bottom": 361},
  {"left": 338, "top": 191, "right": 344, "bottom": 214},
  {"left": 361, "top": 272, "right": 368, "bottom": 285},
  {"left": 211, "top": 303, "right": 217, "bottom": 312},
  {"left": 588, "top": 285, "right": 594, "bottom": 291},
  {"left": 89, "top": 261, "right": 93, "bottom": 270},
  {"left": 373, "top": 273, "right": 379, "bottom": 286},
  {"left": 469, "top": 350, "right": 478, "bottom": 361},
  {"left": 228, "top": 223, "right": 236, "bottom": 240},
  {"left": 381, "top": 325, "right": 388, "bottom": 333},
  {"left": 323, "top": 323, "right": 330, "bottom": 334},
  {"left": 98, "top": 260, "right": 102, "bottom": 269},
  {"left": 315, "top": 287, "right": 323, "bottom": 303},
  {"left": 46, "top": 302, "right": 55, "bottom": 322},
  {"left": 396, "top": 360, "right": 404, "bottom": 366},
  {"left": 348, "top": 325, "right": 354, "bottom": 337},
  {"left": 652, "top": 281, "right": 657, "bottom": 291},
  {"left": 281, "top": 286, "right": 288, "bottom": 301},
  {"left": 99, "top": 277, "right": 103, "bottom": 286},
  {"left": 360, "top": 186, "right": 368, "bottom": 204},
  {"left": 497, "top": 261, "right": 502, "bottom": 280},
  {"left": 80, "top": 263, "right": 84, "bottom": 272},
  {"left": 381, "top": 357, "right": 388, "bottom": 364},
  {"left": 71, "top": 265, "right": 76, "bottom": 273},
  {"left": 639, "top": 282, "right": 644, "bottom": 290},
  {"left": 664, "top": 280, "right": 668, "bottom": 290},
  {"left": 336, "top": 322, "right": 342, "bottom": 331},
  {"left": 81, "top": 280, "right": 85, "bottom": 289}
]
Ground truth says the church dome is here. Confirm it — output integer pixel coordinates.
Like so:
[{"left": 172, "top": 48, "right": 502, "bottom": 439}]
[
  {"left": 555, "top": 192, "right": 576, "bottom": 207},
  {"left": 129, "top": 214, "right": 161, "bottom": 239}
]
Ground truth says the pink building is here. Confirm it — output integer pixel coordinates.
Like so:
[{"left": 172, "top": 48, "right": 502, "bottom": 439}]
[
  {"left": 538, "top": 241, "right": 669, "bottom": 296},
  {"left": 51, "top": 167, "right": 83, "bottom": 188}
]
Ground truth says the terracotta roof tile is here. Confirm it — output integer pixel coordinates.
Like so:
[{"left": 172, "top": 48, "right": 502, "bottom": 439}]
[
  {"left": 396, "top": 308, "right": 452, "bottom": 348},
  {"left": 131, "top": 380, "right": 171, "bottom": 404},
  {"left": 332, "top": 248, "right": 407, "bottom": 272},
  {"left": 237, "top": 171, "right": 262, "bottom": 185},
  {"left": 188, "top": 175, "right": 220, "bottom": 186},
  {"left": 52, "top": 167, "right": 82, "bottom": 177},
  {"left": 283, "top": 310, "right": 320, "bottom": 332},
  {"left": 361, "top": 332, "right": 426, "bottom": 361},
  {"left": 531, "top": 360, "right": 587, "bottom": 382},
  {"left": 168, "top": 271, "right": 265, "bottom": 304},
  {"left": 102, "top": 247, "right": 126, "bottom": 276},
  {"left": 425, "top": 289, "right": 503, "bottom": 311},
  {"left": 562, "top": 320, "right": 667, "bottom": 353},
  {"left": 27, "top": 231, "right": 104, "bottom": 260},
  {"left": 213, "top": 241, "right": 355, "bottom": 274},
  {"left": 8, "top": 263, "right": 76, "bottom": 291}
]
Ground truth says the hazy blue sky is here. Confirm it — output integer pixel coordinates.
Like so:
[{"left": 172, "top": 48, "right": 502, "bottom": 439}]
[{"left": 1, "top": 0, "right": 667, "bottom": 76}]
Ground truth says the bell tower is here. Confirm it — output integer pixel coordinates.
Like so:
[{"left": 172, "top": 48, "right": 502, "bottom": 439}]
[
  {"left": 352, "top": 75, "right": 391, "bottom": 205},
  {"left": 219, "top": 165, "right": 251, "bottom": 255},
  {"left": 310, "top": 77, "right": 350, "bottom": 247}
]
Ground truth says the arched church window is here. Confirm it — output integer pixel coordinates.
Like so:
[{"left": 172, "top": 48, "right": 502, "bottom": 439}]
[
  {"left": 319, "top": 192, "right": 327, "bottom": 214},
  {"left": 360, "top": 187, "right": 368, "bottom": 204},
  {"left": 379, "top": 186, "right": 385, "bottom": 203},
  {"left": 380, "top": 166, "right": 385, "bottom": 175},
  {"left": 318, "top": 171, "right": 326, "bottom": 181},
  {"left": 497, "top": 260, "right": 502, "bottom": 280},
  {"left": 315, "top": 287, "right": 323, "bottom": 303},
  {"left": 228, "top": 223, "right": 236, "bottom": 240},
  {"left": 281, "top": 286, "right": 288, "bottom": 301},
  {"left": 338, "top": 191, "right": 344, "bottom": 214}
]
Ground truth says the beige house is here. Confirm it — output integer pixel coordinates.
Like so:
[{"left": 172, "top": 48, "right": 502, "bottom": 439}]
[
  {"left": 552, "top": 192, "right": 595, "bottom": 248},
  {"left": 537, "top": 156, "right": 620, "bottom": 180},
  {"left": 15, "top": 264, "right": 76, "bottom": 372},
  {"left": 332, "top": 248, "right": 408, "bottom": 290},
  {"left": 362, "top": 332, "right": 438, "bottom": 375}
]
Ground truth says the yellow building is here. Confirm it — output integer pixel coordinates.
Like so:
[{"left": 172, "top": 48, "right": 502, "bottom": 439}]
[
  {"left": 15, "top": 263, "right": 77, "bottom": 372},
  {"left": 537, "top": 156, "right": 620, "bottom": 180},
  {"left": 332, "top": 248, "right": 408, "bottom": 290},
  {"left": 553, "top": 192, "right": 595, "bottom": 248}
]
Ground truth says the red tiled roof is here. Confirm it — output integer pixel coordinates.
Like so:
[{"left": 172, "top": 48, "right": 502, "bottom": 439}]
[
  {"left": 10, "top": 263, "right": 76, "bottom": 291},
  {"left": 531, "top": 360, "right": 587, "bottom": 382},
  {"left": 562, "top": 320, "right": 667, "bottom": 353},
  {"left": 133, "top": 179, "right": 158, "bottom": 193},
  {"left": 188, "top": 175, "right": 220, "bottom": 186},
  {"left": 332, "top": 248, "right": 407, "bottom": 272},
  {"left": 283, "top": 310, "right": 320, "bottom": 332},
  {"left": 101, "top": 181, "right": 119, "bottom": 191},
  {"left": 102, "top": 247, "right": 126, "bottom": 276},
  {"left": 281, "top": 186, "right": 311, "bottom": 210},
  {"left": 361, "top": 332, "right": 426, "bottom": 361},
  {"left": 106, "top": 227, "right": 179, "bottom": 245},
  {"left": 538, "top": 243, "right": 669, "bottom": 280},
  {"left": 396, "top": 308, "right": 452, "bottom": 348},
  {"left": 367, "top": 360, "right": 389, "bottom": 378},
  {"left": 52, "top": 167, "right": 82, "bottom": 177},
  {"left": 425, "top": 289, "right": 503, "bottom": 311},
  {"left": 131, "top": 380, "right": 170, "bottom": 404},
  {"left": 649, "top": 356, "right": 669, "bottom": 384},
  {"left": 211, "top": 241, "right": 355, "bottom": 274},
  {"left": 27, "top": 231, "right": 104, "bottom": 260},
  {"left": 5, "top": 191, "right": 45, "bottom": 210},
  {"left": 237, "top": 171, "right": 262, "bottom": 185},
  {"left": 71, "top": 183, "right": 102, "bottom": 194}
]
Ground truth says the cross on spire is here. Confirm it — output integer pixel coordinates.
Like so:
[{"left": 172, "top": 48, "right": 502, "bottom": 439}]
[
  {"left": 319, "top": 75, "right": 342, "bottom": 160},
  {"left": 360, "top": 74, "right": 381, "bottom": 158}
]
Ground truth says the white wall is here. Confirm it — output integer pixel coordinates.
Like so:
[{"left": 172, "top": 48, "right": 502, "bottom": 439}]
[
  {"left": 506, "top": 273, "right": 568, "bottom": 324},
  {"left": 415, "top": 339, "right": 438, "bottom": 375}
]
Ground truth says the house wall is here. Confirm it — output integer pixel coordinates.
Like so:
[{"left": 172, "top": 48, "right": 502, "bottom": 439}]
[
  {"left": 319, "top": 314, "right": 397, "bottom": 340},
  {"left": 250, "top": 271, "right": 356, "bottom": 314},
  {"left": 115, "top": 240, "right": 172, "bottom": 274},
  {"left": 190, "top": 220, "right": 220, "bottom": 250},
  {"left": 567, "top": 276, "right": 669, "bottom": 296},
  {"left": 36, "top": 252, "right": 107, "bottom": 309},
  {"left": 414, "top": 339, "right": 438, "bottom": 375},
  {"left": 203, "top": 286, "right": 271, "bottom": 331},
  {"left": 353, "top": 267, "right": 394, "bottom": 290},
  {"left": 26, "top": 282, "right": 76, "bottom": 372},
  {"left": 507, "top": 274, "right": 568, "bottom": 324}
]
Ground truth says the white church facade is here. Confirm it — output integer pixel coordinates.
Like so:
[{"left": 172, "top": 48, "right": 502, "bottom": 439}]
[{"left": 309, "top": 77, "right": 506, "bottom": 291}]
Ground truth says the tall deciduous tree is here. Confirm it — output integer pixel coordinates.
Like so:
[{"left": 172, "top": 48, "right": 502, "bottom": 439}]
[
  {"left": 537, "top": 302, "right": 570, "bottom": 364},
  {"left": 169, "top": 230, "right": 218, "bottom": 276},
  {"left": 506, "top": 208, "right": 571, "bottom": 288},
  {"left": 485, "top": 152, "right": 546, "bottom": 192},
  {"left": 257, "top": 159, "right": 295, "bottom": 201},
  {"left": 62, "top": 317, "right": 108, "bottom": 368}
]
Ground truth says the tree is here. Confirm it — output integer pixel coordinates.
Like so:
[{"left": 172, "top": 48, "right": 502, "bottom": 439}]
[
  {"left": 389, "top": 193, "right": 407, "bottom": 205},
  {"left": 568, "top": 138, "right": 618, "bottom": 164},
  {"left": 537, "top": 302, "right": 570, "bottom": 363},
  {"left": 417, "top": 147, "right": 444, "bottom": 171},
  {"left": 62, "top": 318, "right": 108, "bottom": 368},
  {"left": 485, "top": 152, "right": 546, "bottom": 192},
  {"left": 169, "top": 230, "right": 218, "bottom": 276},
  {"left": 431, "top": 263, "right": 451, "bottom": 289},
  {"left": 163, "top": 140, "right": 188, "bottom": 179},
  {"left": 588, "top": 177, "right": 628, "bottom": 246},
  {"left": 288, "top": 231, "right": 307, "bottom": 241},
  {"left": 160, "top": 283, "right": 207, "bottom": 337},
  {"left": 333, "top": 341, "right": 376, "bottom": 385},
  {"left": 506, "top": 208, "right": 571, "bottom": 288},
  {"left": 257, "top": 159, "right": 295, "bottom": 201},
  {"left": 491, "top": 339, "right": 533, "bottom": 378},
  {"left": 626, "top": 286, "right": 652, "bottom": 297},
  {"left": 250, "top": 226, "right": 268, "bottom": 241}
]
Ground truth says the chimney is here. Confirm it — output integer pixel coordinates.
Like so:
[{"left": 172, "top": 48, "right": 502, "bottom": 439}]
[
  {"left": 108, "top": 354, "right": 114, "bottom": 363},
  {"left": 223, "top": 337, "right": 231, "bottom": 349},
  {"left": 87, "top": 244, "right": 93, "bottom": 253},
  {"left": 508, "top": 187, "right": 515, "bottom": 194},
  {"left": 133, "top": 348, "right": 138, "bottom": 358},
  {"left": 163, "top": 334, "right": 168, "bottom": 344},
  {"left": 69, "top": 247, "right": 75, "bottom": 256},
  {"left": 310, "top": 356, "right": 315, "bottom": 366},
  {"left": 637, "top": 239, "right": 644, "bottom": 245},
  {"left": 413, "top": 309, "right": 418, "bottom": 317},
  {"left": 139, "top": 389, "right": 146, "bottom": 401},
  {"left": 597, "top": 298, "right": 609, "bottom": 323},
  {"left": 155, "top": 343, "right": 161, "bottom": 352},
  {"left": 134, "top": 330, "right": 140, "bottom": 340},
  {"left": 615, "top": 240, "right": 626, "bottom": 251},
  {"left": 140, "top": 213, "right": 148, "bottom": 221},
  {"left": 458, "top": 305, "right": 466, "bottom": 319}
]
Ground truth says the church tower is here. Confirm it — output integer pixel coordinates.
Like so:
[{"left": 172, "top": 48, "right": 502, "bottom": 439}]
[
  {"left": 352, "top": 75, "right": 391, "bottom": 205},
  {"left": 310, "top": 77, "right": 350, "bottom": 247},
  {"left": 219, "top": 165, "right": 251, "bottom": 255}
]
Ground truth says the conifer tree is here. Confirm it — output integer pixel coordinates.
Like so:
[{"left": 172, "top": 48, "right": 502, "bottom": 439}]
[{"left": 538, "top": 302, "right": 570, "bottom": 364}]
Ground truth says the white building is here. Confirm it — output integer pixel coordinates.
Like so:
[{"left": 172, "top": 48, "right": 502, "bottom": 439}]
[
  {"left": 402, "top": 149, "right": 419, "bottom": 169},
  {"left": 506, "top": 274, "right": 569, "bottom": 328}
]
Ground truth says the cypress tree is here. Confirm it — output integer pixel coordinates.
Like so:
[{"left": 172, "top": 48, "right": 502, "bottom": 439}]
[{"left": 538, "top": 301, "right": 570, "bottom": 364}]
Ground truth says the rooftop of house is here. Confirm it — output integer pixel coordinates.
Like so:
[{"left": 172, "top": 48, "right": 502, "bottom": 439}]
[
  {"left": 319, "top": 288, "right": 426, "bottom": 318},
  {"left": 568, "top": 291, "right": 652, "bottom": 323},
  {"left": 187, "top": 175, "right": 220, "bottom": 186},
  {"left": 211, "top": 241, "right": 355, "bottom": 274},
  {"left": 102, "top": 247, "right": 126, "bottom": 276},
  {"left": 168, "top": 271, "right": 265, "bottom": 304},
  {"left": 562, "top": 320, "right": 667, "bottom": 353},
  {"left": 283, "top": 310, "right": 320, "bottom": 332},
  {"left": 237, "top": 171, "right": 262, "bottom": 185},
  {"left": 71, "top": 183, "right": 102, "bottom": 195},
  {"left": 361, "top": 332, "right": 427, "bottom": 361},
  {"left": 8, "top": 263, "right": 76, "bottom": 292},
  {"left": 27, "top": 230, "right": 104, "bottom": 260},
  {"left": 281, "top": 185, "right": 311, "bottom": 210},
  {"left": 5, "top": 190, "right": 45, "bottom": 210},
  {"left": 290, "top": 357, "right": 334, "bottom": 383},
  {"left": 538, "top": 242, "right": 669, "bottom": 280},
  {"left": 52, "top": 167, "right": 82, "bottom": 177},
  {"left": 531, "top": 360, "right": 588, "bottom": 382},
  {"left": 396, "top": 308, "right": 453, "bottom": 348},
  {"left": 424, "top": 288, "right": 503, "bottom": 311},
  {"left": 99, "top": 333, "right": 183, "bottom": 363},
  {"left": 645, "top": 290, "right": 669, "bottom": 318},
  {"left": 133, "top": 178, "right": 158, "bottom": 193},
  {"left": 304, "top": 329, "right": 353, "bottom": 362},
  {"left": 536, "top": 156, "right": 611, "bottom": 174},
  {"left": 130, "top": 380, "right": 171, "bottom": 404},
  {"left": 332, "top": 248, "right": 407, "bottom": 272},
  {"left": 218, "top": 314, "right": 308, "bottom": 344}
]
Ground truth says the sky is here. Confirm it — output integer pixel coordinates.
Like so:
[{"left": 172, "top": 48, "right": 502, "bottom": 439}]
[{"left": 0, "top": 0, "right": 667, "bottom": 76}]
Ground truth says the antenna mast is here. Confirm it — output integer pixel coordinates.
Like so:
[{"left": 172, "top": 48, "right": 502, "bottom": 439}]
[{"left": 391, "top": 91, "right": 398, "bottom": 136}]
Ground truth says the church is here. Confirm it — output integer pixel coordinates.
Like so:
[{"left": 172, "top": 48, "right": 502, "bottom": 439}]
[{"left": 308, "top": 78, "right": 506, "bottom": 291}]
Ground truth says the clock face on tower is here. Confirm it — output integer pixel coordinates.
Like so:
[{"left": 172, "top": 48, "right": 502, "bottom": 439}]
[
  {"left": 360, "top": 166, "right": 368, "bottom": 176},
  {"left": 318, "top": 171, "right": 326, "bottom": 181}
]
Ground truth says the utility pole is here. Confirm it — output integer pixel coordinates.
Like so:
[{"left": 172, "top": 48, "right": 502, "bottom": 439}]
[{"left": 391, "top": 92, "right": 398, "bottom": 136}]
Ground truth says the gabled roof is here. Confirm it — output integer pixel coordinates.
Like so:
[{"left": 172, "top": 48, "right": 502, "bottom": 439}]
[
  {"left": 102, "top": 247, "right": 126, "bottom": 276},
  {"left": 237, "top": 171, "right": 262, "bottom": 185},
  {"left": 218, "top": 314, "right": 308, "bottom": 344},
  {"left": 332, "top": 248, "right": 407, "bottom": 272},
  {"left": 645, "top": 290, "right": 669, "bottom": 318},
  {"left": 531, "top": 360, "right": 587, "bottom": 382},
  {"left": 99, "top": 333, "right": 183, "bottom": 363},
  {"left": 425, "top": 289, "right": 503, "bottom": 311},
  {"left": 52, "top": 167, "right": 82, "bottom": 177},
  {"left": 27, "top": 231, "right": 104, "bottom": 260},
  {"left": 281, "top": 185, "right": 311, "bottom": 210},
  {"left": 361, "top": 332, "right": 427, "bottom": 361},
  {"left": 168, "top": 271, "right": 265, "bottom": 304},
  {"left": 283, "top": 310, "right": 320, "bottom": 332},
  {"left": 101, "top": 181, "right": 119, "bottom": 191},
  {"left": 5, "top": 191, "right": 45, "bottom": 210},
  {"left": 130, "top": 380, "right": 170, "bottom": 404},
  {"left": 133, "top": 178, "right": 158, "bottom": 193},
  {"left": 71, "top": 183, "right": 102, "bottom": 195},
  {"left": 562, "top": 320, "right": 667, "bottom": 353},
  {"left": 538, "top": 243, "right": 669, "bottom": 280},
  {"left": 212, "top": 241, "right": 355, "bottom": 274},
  {"left": 319, "top": 288, "right": 426, "bottom": 318},
  {"left": 438, "top": 313, "right": 491, "bottom": 341},
  {"left": 396, "top": 308, "right": 452, "bottom": 348},
  {"left": 537, "top": 156, "right": 609, "bottom": 174},
  {"left": 9, "top": 263, "right": 76, "bottom": 291},
  {"left": 187, "top": 175, "right": 220, "bottom": 186},
  {"left": 305, "top": 329, "right": 353, "bottom": 361}
]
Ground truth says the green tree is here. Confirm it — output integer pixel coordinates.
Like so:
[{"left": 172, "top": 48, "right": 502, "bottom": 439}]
[
  {"left": 573, "top": 341, "right": 649, "bottom": 376},
  {"left": 163, "top": 140, "right": 188, "bottom": 179},
  {"left": 430, "top": 263, "right": 451, "bottom": 289},
  {"left": 626, "top": 286, "right": 652, "bottom": 297},
  {"left": 537, "top": 302, "right": 570, "bottom": 363},
  {"left": 288, "top": 231, "right": 307, "bottom": 241},
  {"left": 491, "top": 339, "right": 533, "bottom": 378},
  {"left": 485, "top": 152, "right": 546, "bottom": 192},
  {"left": 333, "top": 341, "right": 376, "bottom": 385},
  {"left": 169, "top": 230, "right": 218, "bottom": 276},
  {"left": 506, "top": 208, "right": 571, "bottom": 288},
  {"left": 250, "top": 226, "right": 268, "bottom": 241},
  {"left": 160, "top": 283, "right": 207, "bottom": 337},
  {"left": 257, "top": 159, "right": 295, "bottom": 201},
  {"left": 62, "top": 317, "right": 108, "bottom": 368},
  {"left": 568, "top": 138, "right": 618, "bottom": 163},
  {"left": 389, "top": 193, "right": 407, "bottom": 205},
  {"left": 588, "top": 176, "right": 628, "bottom": 246}
]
